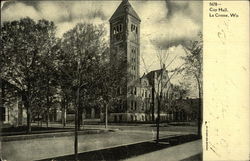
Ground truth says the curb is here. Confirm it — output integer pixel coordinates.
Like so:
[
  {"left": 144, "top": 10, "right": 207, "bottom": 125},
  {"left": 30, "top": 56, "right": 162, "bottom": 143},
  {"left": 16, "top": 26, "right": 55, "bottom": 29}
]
[{"left": 0, "top": 129, "right": 115, "bottom": 142}]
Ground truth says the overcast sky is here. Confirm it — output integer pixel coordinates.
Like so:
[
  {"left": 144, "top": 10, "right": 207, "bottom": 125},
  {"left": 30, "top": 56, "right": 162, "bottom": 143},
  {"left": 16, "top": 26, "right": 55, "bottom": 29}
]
[{"left": 1, "top": 0, "right": 203, "bottom": 97}]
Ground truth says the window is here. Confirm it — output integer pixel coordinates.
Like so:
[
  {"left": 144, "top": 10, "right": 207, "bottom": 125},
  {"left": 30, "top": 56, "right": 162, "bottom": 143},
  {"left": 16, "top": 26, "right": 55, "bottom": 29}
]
[
  {"left": 135, "top": 101, "right": 137, "bottom": 110},
  {"left": 113, "top": 24, "right": 123, "bottom": 35},
  {"left": 131, "top": 101, "right": 133, "bottom": 110},
  {"left": 119, "top": 100, "right": 123, "bottom": 110},
  {"left": 130, "top": 88, "right": 133, "bottom": 94},
  {"left": 134, "top": 87, "right": 137, "bottom": 95},
  {"left": 131, "top": 24, "right": 137, "bottom": 33},
  {"left": 1, "top": 107, "right": 6, "bottom": 122},
  {"left": 131, "top": 115, "right": 134, "bottom": 121}
]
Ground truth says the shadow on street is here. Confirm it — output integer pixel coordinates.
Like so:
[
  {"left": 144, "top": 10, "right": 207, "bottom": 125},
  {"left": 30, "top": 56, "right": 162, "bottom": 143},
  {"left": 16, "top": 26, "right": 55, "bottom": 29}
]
[{"left": 38, "top": 134, "right": 200, "bottom": 161}]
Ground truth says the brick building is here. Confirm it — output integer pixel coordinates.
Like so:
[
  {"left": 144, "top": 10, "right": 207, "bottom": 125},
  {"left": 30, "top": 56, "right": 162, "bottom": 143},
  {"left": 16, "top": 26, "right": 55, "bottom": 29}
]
[{"left": 107, "top": 0, "right": 173, "bottom": 122}]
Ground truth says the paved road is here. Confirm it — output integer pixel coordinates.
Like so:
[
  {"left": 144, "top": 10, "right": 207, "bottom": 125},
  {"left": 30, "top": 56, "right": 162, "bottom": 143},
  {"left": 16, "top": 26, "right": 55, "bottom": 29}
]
[{"left": 1, "top": 128, "right": 195, "bottom": 161}]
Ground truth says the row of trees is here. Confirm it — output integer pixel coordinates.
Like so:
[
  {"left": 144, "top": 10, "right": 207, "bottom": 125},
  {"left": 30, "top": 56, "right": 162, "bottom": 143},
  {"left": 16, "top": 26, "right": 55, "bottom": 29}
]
[
  {"left": 1, "top": 18, "right": 124, "bottom": 133},
  {"left": 1, "top": 17, "right": 203, "bottom": 138}
]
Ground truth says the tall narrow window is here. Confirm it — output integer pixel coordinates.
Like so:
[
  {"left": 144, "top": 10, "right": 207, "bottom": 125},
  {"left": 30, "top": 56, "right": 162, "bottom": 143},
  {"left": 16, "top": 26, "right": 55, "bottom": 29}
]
[
  {"left": 131, "top": 24, "right": 137, "bottom": 34},
  {"left": 113, "top": 24, "right": 123, "bottom": 35}
]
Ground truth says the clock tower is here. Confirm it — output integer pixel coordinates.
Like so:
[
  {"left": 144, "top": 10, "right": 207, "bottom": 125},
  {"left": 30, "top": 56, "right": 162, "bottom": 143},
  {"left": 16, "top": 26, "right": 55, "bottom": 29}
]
[
  {"left": 110, "top": 0, "right": 141, "bottom": 83},
  {"left": 109, "top": 0, "right": 141, "bottom": 122}
]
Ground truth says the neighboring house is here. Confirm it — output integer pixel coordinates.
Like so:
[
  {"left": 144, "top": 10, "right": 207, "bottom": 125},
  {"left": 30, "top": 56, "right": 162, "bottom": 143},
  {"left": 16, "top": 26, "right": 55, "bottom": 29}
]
[{"left": 0, "top": 78, "right": 26, "bottom": 126}]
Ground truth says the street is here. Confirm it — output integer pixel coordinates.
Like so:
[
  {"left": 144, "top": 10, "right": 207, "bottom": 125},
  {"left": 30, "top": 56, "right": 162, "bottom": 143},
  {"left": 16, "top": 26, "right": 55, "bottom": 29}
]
[{"left": 1, "top": 124, "right": 197, "bottom": 161}]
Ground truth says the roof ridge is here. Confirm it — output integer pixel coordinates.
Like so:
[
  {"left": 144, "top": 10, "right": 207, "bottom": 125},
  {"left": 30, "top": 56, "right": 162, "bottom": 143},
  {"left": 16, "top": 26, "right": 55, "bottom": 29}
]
[{"left": 109, "top": 0, "right": 141, "bottom": 22}]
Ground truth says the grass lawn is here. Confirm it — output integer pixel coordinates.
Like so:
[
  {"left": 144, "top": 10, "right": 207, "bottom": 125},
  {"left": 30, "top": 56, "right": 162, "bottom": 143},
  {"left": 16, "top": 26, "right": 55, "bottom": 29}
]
[{"left": 0, "top": 125, "right": 72, "bottom": 136}]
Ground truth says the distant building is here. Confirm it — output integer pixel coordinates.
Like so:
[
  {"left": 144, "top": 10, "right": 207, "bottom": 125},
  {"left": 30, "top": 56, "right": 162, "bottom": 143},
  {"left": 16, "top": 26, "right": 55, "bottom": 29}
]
[
  {"left": 172, "top": 98, "right": 201, "bottom": 122},
  {"left": 0, "top": 78, "right": 26, "bottom": 126}
]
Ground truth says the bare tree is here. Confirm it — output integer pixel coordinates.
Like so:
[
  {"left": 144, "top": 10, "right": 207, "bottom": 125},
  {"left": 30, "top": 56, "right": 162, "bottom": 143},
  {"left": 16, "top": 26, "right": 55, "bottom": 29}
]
[{"left": 142, "top": 47, "right": 184, "bottom": 143}]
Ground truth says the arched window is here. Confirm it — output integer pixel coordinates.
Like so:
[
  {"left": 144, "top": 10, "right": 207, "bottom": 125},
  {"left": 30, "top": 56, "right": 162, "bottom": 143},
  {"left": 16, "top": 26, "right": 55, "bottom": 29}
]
[{"left": 113, "top": 24, "right": 123, "bottom": 34}]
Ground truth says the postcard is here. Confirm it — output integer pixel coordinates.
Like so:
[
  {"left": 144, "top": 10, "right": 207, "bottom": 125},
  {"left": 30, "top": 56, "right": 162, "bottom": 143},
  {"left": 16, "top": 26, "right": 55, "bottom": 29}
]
[{"left": 1, "top": 0, "right": 249, "bottom": 161}]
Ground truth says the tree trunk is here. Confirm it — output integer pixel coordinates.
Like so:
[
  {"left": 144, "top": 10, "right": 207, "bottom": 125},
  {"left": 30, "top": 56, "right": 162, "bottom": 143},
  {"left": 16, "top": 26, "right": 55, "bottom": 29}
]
[
  {"left": 46, "top": 108, "right": 49, "bottom": 128},
  {"left": 156, "top": 96, "right": 161, "bottom": 143},
  {"left": 23, "top": 92, "right": 31, "bottom": 133},
  {"left": 195, "top": 75, "right": 202, "bottom": 138},
  {"left": 151, "top": 90, "right": 155, "bottom": 122},
  {"left": 0, "top": 80, "right": 5, "bottom": 124},
  {"left": 75, "top": 87, "right": 79, "bottom": 161},
  {"left": 27, "top": 106, "right": 31, "bottom": 133},
  {"left": 78, "top": 107, "right": 83, "bottom": 130},
  {"left": 46, "top": 78, "right": 50, "bottom": 128},
  {"left": 197, "top": 91, "right": 202, "bottom": 138},
  {"left": 37, "top": 113, "right": 39, "bottom": 126},
  {"left": 62, "top": 100, "right": 66, "bottom": 127},
  {"left": 105, "top": 103, "right": 108, "bottom": 129}
]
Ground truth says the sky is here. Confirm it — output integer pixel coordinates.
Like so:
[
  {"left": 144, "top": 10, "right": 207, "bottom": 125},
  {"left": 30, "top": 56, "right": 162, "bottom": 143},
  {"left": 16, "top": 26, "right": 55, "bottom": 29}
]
[{"left": 1, "top": 0, "right": 203, "bottom": 97}]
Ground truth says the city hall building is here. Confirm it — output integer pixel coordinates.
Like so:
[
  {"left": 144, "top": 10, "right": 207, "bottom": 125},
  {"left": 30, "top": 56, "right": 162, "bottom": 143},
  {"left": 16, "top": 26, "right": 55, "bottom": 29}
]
[{"left": 106, "top": 0, "right": 173, "bottom": 122}]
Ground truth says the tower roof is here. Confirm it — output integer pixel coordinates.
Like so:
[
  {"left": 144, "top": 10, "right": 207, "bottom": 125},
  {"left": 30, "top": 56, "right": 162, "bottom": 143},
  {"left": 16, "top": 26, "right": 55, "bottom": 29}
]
[{"left": 109, "top": 0, "right": 141, "bottom": 22}]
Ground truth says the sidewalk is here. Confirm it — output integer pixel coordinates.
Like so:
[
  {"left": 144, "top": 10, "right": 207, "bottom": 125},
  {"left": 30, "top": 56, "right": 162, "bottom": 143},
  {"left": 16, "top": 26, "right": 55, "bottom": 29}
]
[{"left": 124, "top": 140, "right": 202, "bottom": 161}]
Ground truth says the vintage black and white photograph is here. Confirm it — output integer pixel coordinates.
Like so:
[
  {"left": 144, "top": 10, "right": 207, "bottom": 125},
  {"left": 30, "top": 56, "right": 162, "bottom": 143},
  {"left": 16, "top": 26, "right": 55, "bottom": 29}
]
[{"left": 1, "top": 0, "right": 203, "bottom": 160}]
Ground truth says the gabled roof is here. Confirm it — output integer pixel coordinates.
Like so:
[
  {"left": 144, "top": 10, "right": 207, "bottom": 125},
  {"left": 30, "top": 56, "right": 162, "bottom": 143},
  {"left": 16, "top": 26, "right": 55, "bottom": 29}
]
[
  {"left": 146, "top": 68, "right": 168, "bottom": 78},
  {"left": 109, "top": 0, "right": 141, "bottom": 22}
]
